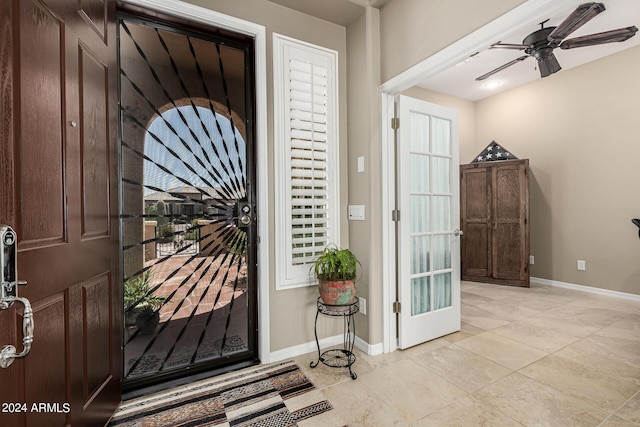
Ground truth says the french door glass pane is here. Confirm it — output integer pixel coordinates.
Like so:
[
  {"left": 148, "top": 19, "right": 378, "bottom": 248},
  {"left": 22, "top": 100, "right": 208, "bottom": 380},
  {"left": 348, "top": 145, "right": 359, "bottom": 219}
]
[
  {"left": 411, "top": 236, "right": 430, "bottom": 274},
  {"left": 410, "top": 195, "right": 430, "bottom": 233},
  {"left": 432, "top": 117, "right": 451, "bottom": 155},
  {"left": 432, "top": 157, "right": 450, "bottom": 193},
  {"left": 410, "top": 154, "right": 430, "bottom": 193},
  {"left": 432, "top": 196, "right": 451, "bottom": 232},
  {"left": 432, "top": 234, "right": 451, "bottom": 271},
  {"left": 433, "top": 273, "right": 452, "bottom": 310},
  {"left": 411, "top": 276, "right": 431, "bottom": 315},
  {"left": 410, "top": 111, "right": 429, "bottom": 152}
]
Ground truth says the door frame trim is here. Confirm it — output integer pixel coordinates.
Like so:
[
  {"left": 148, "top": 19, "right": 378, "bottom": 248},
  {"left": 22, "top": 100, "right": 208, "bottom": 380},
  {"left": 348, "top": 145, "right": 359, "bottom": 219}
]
[
  {"left": 379, "top": 0, "right": 579, "bottom": 353},
  {"left": 119, "top": 0, "right": 271, "bottom": 363}
]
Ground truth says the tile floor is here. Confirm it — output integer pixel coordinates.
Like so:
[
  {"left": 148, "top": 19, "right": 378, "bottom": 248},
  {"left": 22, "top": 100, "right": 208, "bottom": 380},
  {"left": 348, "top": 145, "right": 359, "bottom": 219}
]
[{"left": 294, "top": 281, "right": 640, "bottom": 426}]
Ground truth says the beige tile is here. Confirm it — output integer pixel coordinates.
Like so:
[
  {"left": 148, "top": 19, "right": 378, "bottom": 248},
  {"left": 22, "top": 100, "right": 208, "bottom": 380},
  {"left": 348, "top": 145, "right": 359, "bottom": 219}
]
[
  {"left": 568, "top": 294, "right": 640, "bottom": 314},
  {"left": 615, "top": 392, "right": 640, "bottom": 424},
  {"left": 411, "top": 395, "right": 525, "bottom": 427},
  {"left": 474, "top": 373, "right": 609, "bottom": 426},
  {"left": 321, "top": 377, "right": 407, "bottom": 426},
  {"left": 476, "top": 299, "right": 544, "bottom": 322},
  {"left": 357, "top": 358, "right": 467, "bottom": 423},
  {"left": 461, "top": 290, "right": 495, "bottom": 306},
  {"left": 524, "top": 312, "right": 600, "bottom": 338},
  {"left": 461, "top": 304, "right": 512, "bottom": 330},
  {"left": 555, "top": 337, "right": 640, "bottom": 386},
  {"left": 414, "top": 344, "right": 512, "bottom": 393},
  {"left": 540, "top": 304, "right": 631, "bottom": 330},
  {"left": 455, "top": 331, "right": 548, "bottom": 370},
  {"left": 520, "top": 354, "right": 639, "bottom": 412},
  {"left": 440, "top": 321, "right": 486, "bottom": 343},
  {"left": 294, "top": 350, "right": 352, "bottom": 390},
  {"left": 600, "top": 414, "right": 640, "bottom": 426},
  {"left": 608, "top": 314, "right": 640, "bottom": 335},
  {"left": 462, "top": 283, "right": 529, "bottom": 300},
  {"left": 394, "top": 336, "right": 450, "bottom": 360},
  {"left": 591, "top": 328, "right": 640, "bottom": 363},
  {"left": 491, "top": 318, "right": 582, "bottom": 353}
]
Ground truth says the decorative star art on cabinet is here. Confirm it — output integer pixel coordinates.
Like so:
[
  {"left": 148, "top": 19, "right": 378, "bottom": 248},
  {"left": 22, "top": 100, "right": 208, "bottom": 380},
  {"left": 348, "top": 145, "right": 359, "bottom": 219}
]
[{"left": 472, "top": 141, "right": 518, "bottom": 163}]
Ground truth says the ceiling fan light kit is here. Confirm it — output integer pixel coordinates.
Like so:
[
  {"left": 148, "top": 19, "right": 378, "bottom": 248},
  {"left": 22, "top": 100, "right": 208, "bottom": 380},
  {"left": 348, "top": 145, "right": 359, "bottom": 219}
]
[{"left": 476, "top": 2, "right": 638, "bottom": 81}]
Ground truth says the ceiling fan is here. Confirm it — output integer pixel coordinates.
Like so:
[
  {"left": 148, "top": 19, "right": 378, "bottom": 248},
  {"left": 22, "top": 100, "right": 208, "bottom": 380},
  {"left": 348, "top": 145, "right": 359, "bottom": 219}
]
[{"left": 476, "top": 2, "right": 638, "bottom": 80}]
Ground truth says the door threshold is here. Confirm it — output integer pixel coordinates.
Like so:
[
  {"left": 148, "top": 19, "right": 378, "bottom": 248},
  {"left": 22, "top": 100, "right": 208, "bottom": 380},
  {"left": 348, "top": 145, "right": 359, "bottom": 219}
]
[{"left": 121, "top": 359, "right": 260, "bottom": 401}]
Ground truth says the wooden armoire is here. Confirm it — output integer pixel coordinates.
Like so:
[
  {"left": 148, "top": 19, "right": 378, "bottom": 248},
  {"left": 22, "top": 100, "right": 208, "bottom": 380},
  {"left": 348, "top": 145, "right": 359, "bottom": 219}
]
[{"left": 460, "top": 159, "right": 530, "bottom": 287}]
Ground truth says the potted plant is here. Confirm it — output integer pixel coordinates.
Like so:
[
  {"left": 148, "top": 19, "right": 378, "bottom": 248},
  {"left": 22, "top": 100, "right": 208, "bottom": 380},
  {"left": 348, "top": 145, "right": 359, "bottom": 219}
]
[
  {"left": 313, "top": 246, "right": 358, "bottom": 306},
  {"left": 124, "top": 271, "right": 166, "bottom": 334}
]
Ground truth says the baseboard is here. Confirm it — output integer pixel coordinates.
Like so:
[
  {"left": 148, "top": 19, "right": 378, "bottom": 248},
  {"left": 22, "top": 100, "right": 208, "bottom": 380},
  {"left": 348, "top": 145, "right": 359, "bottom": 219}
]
[
  {"left": 354, "top": 336, "right": 384, "bottom": 356},
  {"left": 268, "top": 335, "right": 383, "bottom": 363},
  {"left": 531, "top": 277, "right": 640, "bottom": 302}
]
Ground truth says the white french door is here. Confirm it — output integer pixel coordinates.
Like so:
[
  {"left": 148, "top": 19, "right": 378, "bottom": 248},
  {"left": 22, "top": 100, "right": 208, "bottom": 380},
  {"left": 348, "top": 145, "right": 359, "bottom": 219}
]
[{"left": 397, "top": 95, "right": 460, "bottom": 349}]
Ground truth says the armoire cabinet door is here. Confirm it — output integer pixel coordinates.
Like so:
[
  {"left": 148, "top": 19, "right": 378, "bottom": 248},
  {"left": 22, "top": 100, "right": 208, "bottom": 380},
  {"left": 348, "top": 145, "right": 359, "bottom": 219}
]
[
  {"left": 460, "top": 167, "right": 491, "bottom": 278},
  {"left": 492, "top": 161, "right": 529, "bottom": 284}
]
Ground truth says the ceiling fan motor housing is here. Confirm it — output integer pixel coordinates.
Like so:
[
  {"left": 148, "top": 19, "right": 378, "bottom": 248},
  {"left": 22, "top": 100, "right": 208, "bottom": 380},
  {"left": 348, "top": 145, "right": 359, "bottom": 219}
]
[{"left": 523, "top": 26, "right": 561, "bottom": 77}]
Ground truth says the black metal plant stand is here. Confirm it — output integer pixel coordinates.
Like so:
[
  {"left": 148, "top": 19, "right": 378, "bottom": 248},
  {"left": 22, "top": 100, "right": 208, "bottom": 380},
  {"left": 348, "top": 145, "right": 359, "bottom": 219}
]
[{"left": 310, "top": 297, "right": 358, "bottom": 380}]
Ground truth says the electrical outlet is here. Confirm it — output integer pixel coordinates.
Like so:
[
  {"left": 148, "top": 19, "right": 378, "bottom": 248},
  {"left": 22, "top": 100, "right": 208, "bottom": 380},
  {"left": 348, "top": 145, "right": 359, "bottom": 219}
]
[
  {"left": 577, "top": 260, "right": 586, "bottom": 271},
  {"left": 358, "top": 296, "right": 366, "bottom": 315},
  {"left": 529, "top": 255, "right": 535, "bottom": 265}
]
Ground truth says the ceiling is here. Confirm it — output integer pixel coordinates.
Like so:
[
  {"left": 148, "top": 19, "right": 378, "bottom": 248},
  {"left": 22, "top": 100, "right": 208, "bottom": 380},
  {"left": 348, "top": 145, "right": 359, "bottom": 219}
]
[
  {"left": 266, "top": 0, "right": 639, "bottom": 101},
  {"left": 419, "top": 0, "right": 640, "bottom": 101}
]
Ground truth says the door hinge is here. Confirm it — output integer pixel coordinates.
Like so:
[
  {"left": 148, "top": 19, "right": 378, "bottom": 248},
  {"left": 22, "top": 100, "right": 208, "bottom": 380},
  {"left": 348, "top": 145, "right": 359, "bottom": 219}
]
[
  {"left": 393, "top": 301, "right": 401, "bottom": 313},
  {"left": 391, "top": 117, "right": 400, "bottom": 130},
  {"left": 392, "top": 209, "right": 400, "bottom": 222}
]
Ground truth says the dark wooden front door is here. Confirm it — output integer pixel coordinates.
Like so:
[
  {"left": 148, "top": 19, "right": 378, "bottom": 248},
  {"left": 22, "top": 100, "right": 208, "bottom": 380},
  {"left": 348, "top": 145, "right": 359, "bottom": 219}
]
[{"left": 1, "top": 0, "right": 121, "bottom": 426}]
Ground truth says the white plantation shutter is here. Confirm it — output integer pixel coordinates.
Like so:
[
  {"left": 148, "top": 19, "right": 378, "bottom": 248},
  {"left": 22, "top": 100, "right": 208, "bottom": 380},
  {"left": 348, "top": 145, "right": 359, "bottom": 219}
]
[{"left": 274, "top": 34, "right": 339, "bottom": 289}]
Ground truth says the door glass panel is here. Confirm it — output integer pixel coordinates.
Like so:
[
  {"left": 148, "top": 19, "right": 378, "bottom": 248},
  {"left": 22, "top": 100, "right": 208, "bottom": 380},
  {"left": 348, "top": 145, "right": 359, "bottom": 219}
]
[
  {"left": 410, "top": 196, "right": 430, "bottom": 233},
  {"left": 410, "top": 154, "right": 430, "bottom": 192},
  {"left": 411, "top": 236, "right": 430, "bottom": 274},
  {"left": 432, "top": 117, "right": 451, "bottom": 156},
  {"left": 432, "top": 234, "right": 451, "bottom": 271},
  {"left": 118, "top": 16, "right": 256, "bottom": 390},
  {"left": 411, "top": 276, "right": 430, "bottom": 315},
  {"left": 410, "top": 111, "right": 430, "bottom": 152},
  {"left": 432, "top": 196, "right": 451, "bottom": 232},
  {"left": 432, "top": 157, "right": 450, "bottom": 193},
  {"left": 433, "top": 273, "right": 452, "bottom": 310}
]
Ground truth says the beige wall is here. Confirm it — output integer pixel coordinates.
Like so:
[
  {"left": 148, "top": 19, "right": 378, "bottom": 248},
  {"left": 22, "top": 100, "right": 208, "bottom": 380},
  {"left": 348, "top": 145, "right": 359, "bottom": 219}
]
[
  {"left": 379, "top": 0, "right": 525, "bottom": 82},
  {"left": 183, "top": 0, "right": 350, "bottom": 352},
  {"left": 475, "top": 45, "right": 640, "bottom": 295},
  {"left": 346, "top": 7, "right": 382, "bottom": 345}
]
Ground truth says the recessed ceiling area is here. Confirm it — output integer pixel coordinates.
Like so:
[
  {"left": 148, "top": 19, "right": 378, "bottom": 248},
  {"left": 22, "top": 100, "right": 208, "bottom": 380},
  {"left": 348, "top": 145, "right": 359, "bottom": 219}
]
[
  {"left": 266, "top": 0, "right": 390, "bottom": 26},
  {"left": 417, "top": 0, "right": 640, "bottom": 101}
]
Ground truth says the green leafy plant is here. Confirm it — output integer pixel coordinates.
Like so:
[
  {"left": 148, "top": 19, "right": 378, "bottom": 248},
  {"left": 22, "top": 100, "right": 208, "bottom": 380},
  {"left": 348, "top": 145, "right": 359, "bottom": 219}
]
[
  {"left": 124, "top": 271, "right": 165, "bottom": 312},
  {"left": 313, "top": 246, "right": 358, "bottom": 282}
]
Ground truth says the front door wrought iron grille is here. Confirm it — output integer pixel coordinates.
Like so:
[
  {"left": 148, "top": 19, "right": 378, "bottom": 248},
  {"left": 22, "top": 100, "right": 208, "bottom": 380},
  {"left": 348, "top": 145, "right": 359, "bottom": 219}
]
[{"left": 118, "top": 11, "right": 258, "bottom": 390}]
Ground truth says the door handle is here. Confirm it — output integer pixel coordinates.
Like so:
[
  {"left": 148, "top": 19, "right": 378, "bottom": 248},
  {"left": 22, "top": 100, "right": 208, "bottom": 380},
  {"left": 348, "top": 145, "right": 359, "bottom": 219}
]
[
  {"left": 453, "top": 228, "right": 464, "bottom": 236},
  {"left": 0, "top": 295, "right": 34, "bottom": 368},
  {"left": 0, "top": 225, "right": 35, "bottom": 368}
]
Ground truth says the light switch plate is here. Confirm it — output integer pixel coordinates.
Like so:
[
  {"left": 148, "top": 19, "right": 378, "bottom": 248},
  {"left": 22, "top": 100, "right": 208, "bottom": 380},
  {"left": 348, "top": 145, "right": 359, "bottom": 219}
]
[
  {"left": 348, "top": 205, "right": 365, "bottom": 221},
  {"left": 357, "top": 156, "right": 365, "bottom": 173}
]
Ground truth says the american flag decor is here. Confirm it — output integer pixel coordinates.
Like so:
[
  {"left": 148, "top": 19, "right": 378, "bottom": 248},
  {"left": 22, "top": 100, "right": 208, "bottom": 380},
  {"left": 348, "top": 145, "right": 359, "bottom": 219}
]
[{"left": 472, "top": 141, "right": 518, "bottom": 163}]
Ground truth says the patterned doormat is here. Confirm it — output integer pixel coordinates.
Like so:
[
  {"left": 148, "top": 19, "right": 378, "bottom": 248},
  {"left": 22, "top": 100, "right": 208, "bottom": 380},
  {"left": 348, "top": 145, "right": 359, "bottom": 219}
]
[{"left": 109, "top": 361, "right": 336, "bottom": 426}]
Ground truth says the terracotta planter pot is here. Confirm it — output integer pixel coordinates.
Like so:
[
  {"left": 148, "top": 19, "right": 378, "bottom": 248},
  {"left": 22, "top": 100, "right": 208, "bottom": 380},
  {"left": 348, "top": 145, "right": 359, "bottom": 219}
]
[{"left": 318, "top": 279, "right": 356, "bottom": 306}]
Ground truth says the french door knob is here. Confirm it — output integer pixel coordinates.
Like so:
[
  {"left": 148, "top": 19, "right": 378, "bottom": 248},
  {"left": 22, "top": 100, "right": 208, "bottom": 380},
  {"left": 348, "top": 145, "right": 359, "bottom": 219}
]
[{"left": 453, "top": 228, "right": 463, "bottom": 236}]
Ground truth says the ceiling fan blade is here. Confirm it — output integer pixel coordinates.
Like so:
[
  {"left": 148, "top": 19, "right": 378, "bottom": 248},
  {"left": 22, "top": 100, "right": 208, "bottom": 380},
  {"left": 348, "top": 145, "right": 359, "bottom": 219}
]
[
  {"left": 536, "top": 52, "right": 561, "bottom": 78},
  {"left": 548, "top": 2, "right": 606, "bottom": 43},
  {"left": 476, "top": 55, "right": 529, "bottom": 81},
  {"left": 560, "top": 26, "right": 638, "bottom": 49},
  {"left": 490, "top": 42, "right": 528, "bottom": 51}
]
